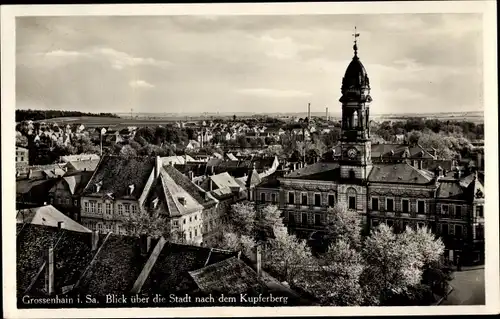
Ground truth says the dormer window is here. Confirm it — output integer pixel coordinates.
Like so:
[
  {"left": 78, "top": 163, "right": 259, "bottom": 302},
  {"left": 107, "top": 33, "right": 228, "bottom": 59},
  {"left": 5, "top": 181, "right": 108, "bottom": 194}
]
[
  {"left": 152, "top": 197, "right": 159, "bottom": 209},
  {"left": 178, "top": 197, "right": 186, "bottom": 206},
  {"left": 128, "top": 184, "right": 135, "bottom": 196}
]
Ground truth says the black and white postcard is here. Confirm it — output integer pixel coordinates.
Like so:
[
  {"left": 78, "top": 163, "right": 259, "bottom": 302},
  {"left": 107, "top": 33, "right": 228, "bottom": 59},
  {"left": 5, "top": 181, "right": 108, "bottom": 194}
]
[{"left": 2, "top": 1, "right": 498, "bottom": 318}]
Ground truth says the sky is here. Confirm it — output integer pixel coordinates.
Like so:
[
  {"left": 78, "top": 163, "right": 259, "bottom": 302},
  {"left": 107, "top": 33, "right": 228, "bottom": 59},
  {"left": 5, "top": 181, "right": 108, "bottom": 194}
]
[{"left": 16, "top": 14, "right": 483, "bottom": 115}]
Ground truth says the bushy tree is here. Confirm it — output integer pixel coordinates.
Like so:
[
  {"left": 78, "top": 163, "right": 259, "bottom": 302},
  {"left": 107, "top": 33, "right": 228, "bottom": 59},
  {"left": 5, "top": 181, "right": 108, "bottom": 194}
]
[
  {"left": 325, "top": 203, "right": 362, "bottom": 249},
  {"left": 263, "top": 230, "right": 313, "bottom": 283},
  {"left": 227, "top": 202, "right": 256, "bottom": 237},
  {"left": 119, "top": 144, "right": 137, "bottom": 157}
]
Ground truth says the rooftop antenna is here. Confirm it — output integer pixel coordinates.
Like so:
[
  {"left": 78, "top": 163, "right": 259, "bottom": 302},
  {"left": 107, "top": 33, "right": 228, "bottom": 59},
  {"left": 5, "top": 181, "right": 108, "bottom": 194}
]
[{"left": 352, "top": 26, "right": 360, "bottom": 56}]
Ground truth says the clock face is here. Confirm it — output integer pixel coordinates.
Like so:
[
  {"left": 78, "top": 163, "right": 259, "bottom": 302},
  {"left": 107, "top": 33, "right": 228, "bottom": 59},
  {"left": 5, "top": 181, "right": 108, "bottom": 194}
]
[{"left": 347, "top": 147, "right": 358, "bottom": 159}]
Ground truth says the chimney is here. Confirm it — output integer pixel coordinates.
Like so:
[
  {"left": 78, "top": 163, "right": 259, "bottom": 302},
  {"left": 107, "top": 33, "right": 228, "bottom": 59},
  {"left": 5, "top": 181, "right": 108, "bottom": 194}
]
[
  {"left": 155, "top": 156, "right": 162, "bottom": 178},
  {"left": 256, "top": 244, "right": 262, "bottom": 278},
  {"left": 95, "top": 181, "right": 102, "bottom": 193},
  {"left": 45, "top": 246, "right": 55, "bottom": 295},
  {"left": 57, "top": 221, "right": 64, "bottom": 230},
  {"left": 139, "top": 234, "right": 152, "bottom": 256},
  {"left": 129, "top": 184, "right": 135, "bottom": 196},
  {"left": 91, "top": 230, "right": 99, "bottom": 251}
]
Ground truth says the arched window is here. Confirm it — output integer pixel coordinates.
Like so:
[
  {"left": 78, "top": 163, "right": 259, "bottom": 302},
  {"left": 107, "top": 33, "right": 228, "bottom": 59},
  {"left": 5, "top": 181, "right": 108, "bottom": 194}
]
[
  {"left": 352, "top": 111, "right": 358, "bottom": 128},
  {"left": 346, "top": 187, "right": 357, "bottom": 210}
]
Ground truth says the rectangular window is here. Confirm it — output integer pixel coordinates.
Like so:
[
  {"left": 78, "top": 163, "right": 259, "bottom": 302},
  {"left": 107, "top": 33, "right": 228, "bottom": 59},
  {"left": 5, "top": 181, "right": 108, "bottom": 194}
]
[
  {"left": 97, "top": 203, "right": 102, "bottom": 214},
  {"left": 402, "top": 199, "right": 409, "bottom": 213},
  {"left": 477, "top": 206, "right": 484, "bottom": 218},
  {"left": 301, "top": 193, "right": 308, "bottom": 206},
  {"left": 106, "top": 203, "right": 111, "bottom": 214},
  {"left": 386, "top": 219, "right": 394, "bottom": 228},
  {"left": 288, "top": 192, "right": 295, "bottom": 204},
  {"left": 21, "top": 157, "right": 24, "bottom": 161},
  {"left": 289, "top": 212, "right": 295, "bottom": 224},
  {"left": 475, "top": 224, "right": 484, "bottom": 239},
  {"left": 118, "top": 204, "right": 123, "bottom": 215},
  {"left": 455, "top": 225, "right": 463, "bottom": 238},
  {"left": 442, "top": 204, "right": 449, "bottom": 216},
  {"left": 455, "top": 206, "right": 462, "bottom": 219},
  {"left": 132, "top": 205, "right": 137, "bottom": 215},
  {"left": 328, "top": 194, "right": 335, "bottom": 207},
  {"left": 372, "top": 219, "right": 379, "bottom": 227},
  {"left": 124, "top": 203, "right": 130, "bottom": 215},
  {"left": 195, "top": 229, "right": 198, "bottom": 236},
  {"left": 348, "top": 196, "right": 356, "bottom": 210},
  {"left": 314, "top": 194, "right": 321, "bottom": 207},
  {"left": 386, "top": 198, "right": 394, "bottom": 212},
  {"left": 84, "top": 202, "right": 89, "bottom": 213},
  {"left": 417, "top": 200, "right": 425, "bottom": 214},
  {"left": 372, "top": 197, "right": 379, "bottom": 211},
  {"left": 97, "top": 223, "right": 103, "bottom": 231},
  {"left": 315, "top": 214, "right": 321, "bottom": 226},
  {"left": 301, "top": 212, "right": 308, "bottom": 225},
  {"left": 90, "top": 201, "right": 96, "bottom": 213},
  {"left": 260, "top": 192, "right": 266, "bottom": 203},
  {"left": 442, "top": 224, "right": 449, "bottom": 236},
  {"left": 271, "top": 193, "right": 277, "bottom": 203}
]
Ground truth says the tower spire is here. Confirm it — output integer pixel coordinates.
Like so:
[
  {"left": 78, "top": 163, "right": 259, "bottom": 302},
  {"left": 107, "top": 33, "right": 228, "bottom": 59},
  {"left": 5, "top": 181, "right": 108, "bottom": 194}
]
[{"left": 352, "top": 26, "right": 360, "bottom": 57}]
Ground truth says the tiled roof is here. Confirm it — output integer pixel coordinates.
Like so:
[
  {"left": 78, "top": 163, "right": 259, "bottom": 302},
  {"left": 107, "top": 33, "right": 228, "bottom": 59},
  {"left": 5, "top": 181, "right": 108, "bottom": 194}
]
[
  {"left": 371, "top": 144, "right": 435, "bottom": 159},
  {"left": 66, "top": 159, "right": 100, "bottom": 172},
  {"left": 163, "top": 165, "right": 214, "bottom": 206},
  {"left": 16, "top": 205, "right": 91, "bottom": 233},
  {"left": 61, "top": 154, "right": 100, "bottom": 163},
  {"left": 210, "top": 172, "right": 241, "bottom": 190},
  {"left": 368, "top": 163, "right": 433, "bottom": 184},
  {"left": 16, "top": 224, "right": 92, "bottom": 296},
  {"left": 283, "top": 162, "right": 340, "bottom": 181},
  {"left": 436, "top": 180, "right": 465, "bottom": 199},
  {"left": 76, "top": 235, "right": 150, "bottom": 295},
  {"left": 159, "top": 167, "right": 204, "bottom": 217},
  {"left": 82, "top": 155, "right": 155, "bottom": 199},
  {"left": 141, "top": 244, "right": 237, "bottom": 294},
  {"left": 189, "top": 257, "right": 269, "bottom": 295}
]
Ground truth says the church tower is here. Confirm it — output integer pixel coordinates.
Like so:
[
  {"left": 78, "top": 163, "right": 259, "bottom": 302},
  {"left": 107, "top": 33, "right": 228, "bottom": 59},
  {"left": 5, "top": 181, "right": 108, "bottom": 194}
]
[{"left": 339, "top": 28, "right": 373, "bottom": 181}]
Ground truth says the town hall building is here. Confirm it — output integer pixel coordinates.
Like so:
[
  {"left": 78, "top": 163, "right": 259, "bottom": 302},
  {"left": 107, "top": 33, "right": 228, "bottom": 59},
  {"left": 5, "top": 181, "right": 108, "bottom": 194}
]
[{"left": 254, "top": 35, "right": 485, "bottom": 265}]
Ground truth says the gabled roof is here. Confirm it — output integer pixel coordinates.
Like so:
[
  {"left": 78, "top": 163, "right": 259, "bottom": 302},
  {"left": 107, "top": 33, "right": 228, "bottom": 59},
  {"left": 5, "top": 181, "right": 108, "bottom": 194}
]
[
  {"left": 283, "top": 162, "right": 340, "bottom": 181},
  {"left": 76, "top": 235, "right": 151, "bottom": 295},
  {"left": 210, "top": 172, "right": 241, "bottom": 190},
  {"left": 163, "top": 164, "right": 215, "bottom": 206},
  {"left": 368, "top": 163, "right": 433, "bottom": 184},
  {"left": 16, "top": 205, "right": 91, "bottom": 233},
  {"left": 55, "top": 171, "right": 93, "bottom": 196},
  {"left": 66, "top": 159, "right": 99, "bottom": 172},
  {"left": 82, "top": 156, "right": 155, "bottom": 199},
  {"left": 16, "top": 224, "right": 93, "bottom": 296},
  {"left": 141, "top": 244, "right": 237, "bottom": 294},
  {"left": 189, "top": 257, "right": 269, "bottom": 295}
]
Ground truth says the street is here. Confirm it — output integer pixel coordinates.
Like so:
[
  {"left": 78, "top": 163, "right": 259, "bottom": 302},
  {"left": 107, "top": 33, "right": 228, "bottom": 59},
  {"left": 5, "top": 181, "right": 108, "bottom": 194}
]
[{"left": 441, "top": 267, "right": 485, "bottom": 305}]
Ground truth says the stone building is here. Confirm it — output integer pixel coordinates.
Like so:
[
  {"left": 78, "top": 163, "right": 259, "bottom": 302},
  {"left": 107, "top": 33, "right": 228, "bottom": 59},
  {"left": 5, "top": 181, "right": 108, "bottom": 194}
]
[{"left": 253, "top": 38, "right": 485, "bottom": 265}]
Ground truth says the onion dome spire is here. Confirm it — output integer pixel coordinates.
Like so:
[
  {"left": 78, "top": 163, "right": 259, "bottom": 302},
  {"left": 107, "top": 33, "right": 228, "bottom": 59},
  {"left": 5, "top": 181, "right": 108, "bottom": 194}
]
[{"left": 352, "top": 26, "right": 360, "bottom": 57}]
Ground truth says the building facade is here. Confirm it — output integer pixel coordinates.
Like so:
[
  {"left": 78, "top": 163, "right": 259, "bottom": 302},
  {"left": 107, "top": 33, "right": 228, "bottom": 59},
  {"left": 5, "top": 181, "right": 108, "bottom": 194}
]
[{"left": 252, "top": 39, "right": 485, "bottom": 265}]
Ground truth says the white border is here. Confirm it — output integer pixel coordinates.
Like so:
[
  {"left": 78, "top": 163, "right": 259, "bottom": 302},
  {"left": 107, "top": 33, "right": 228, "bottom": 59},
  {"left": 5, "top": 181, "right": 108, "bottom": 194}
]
[{"left": 2, "top": 1, "right": 498, "bottom": 318}]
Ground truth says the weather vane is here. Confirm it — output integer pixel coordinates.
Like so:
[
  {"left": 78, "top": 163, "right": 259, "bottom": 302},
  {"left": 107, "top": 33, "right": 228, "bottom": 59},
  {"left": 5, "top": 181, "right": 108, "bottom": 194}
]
[{"left": 352, "top": 26, "right": 360, "bottom": 56}]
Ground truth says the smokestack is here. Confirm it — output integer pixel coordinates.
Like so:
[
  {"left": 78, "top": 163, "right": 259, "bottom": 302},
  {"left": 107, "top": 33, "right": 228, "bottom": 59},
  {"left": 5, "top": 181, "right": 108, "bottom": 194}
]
[
  {"left": 45, "top": 246, "right": 55, "bottom": 295},
  {"left": 91, "top": 230, "right": 99, "bottom": 251},
  {"left": 307, "top": 103, "right": 311, "bottom": 120},
  {"left": 256, "top": 244, "right": 262, "bottom": 278},
  {"left": 326, "top": 107, "right": 329, "bottom": 121}
]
